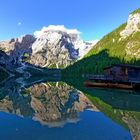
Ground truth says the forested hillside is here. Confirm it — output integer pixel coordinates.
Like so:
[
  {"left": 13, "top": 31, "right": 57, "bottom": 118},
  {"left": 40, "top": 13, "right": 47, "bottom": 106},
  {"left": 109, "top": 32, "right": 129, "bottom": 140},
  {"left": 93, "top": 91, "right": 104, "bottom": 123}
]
[{"left": 64, "top": 9, "right": 140, "bottom": 76}]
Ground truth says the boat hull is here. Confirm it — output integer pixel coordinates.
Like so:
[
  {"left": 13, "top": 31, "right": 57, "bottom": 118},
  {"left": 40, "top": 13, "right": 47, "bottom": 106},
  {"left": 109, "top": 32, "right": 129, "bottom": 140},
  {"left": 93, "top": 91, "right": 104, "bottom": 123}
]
[{"left": 84, "top": 81, "right": 134, "bottom": 90}]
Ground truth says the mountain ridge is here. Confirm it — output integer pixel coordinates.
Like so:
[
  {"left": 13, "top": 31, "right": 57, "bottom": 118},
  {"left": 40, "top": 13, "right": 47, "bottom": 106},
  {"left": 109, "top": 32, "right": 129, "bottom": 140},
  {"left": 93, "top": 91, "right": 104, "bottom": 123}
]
[{"left": 0, "top": 26, "right": 97, "bottom": 70}]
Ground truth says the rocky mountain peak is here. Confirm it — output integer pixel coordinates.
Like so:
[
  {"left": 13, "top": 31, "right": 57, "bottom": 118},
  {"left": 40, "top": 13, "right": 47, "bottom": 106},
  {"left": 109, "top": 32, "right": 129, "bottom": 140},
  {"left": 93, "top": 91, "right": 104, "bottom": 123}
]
[
  {"left": 29, "top": 25, "right": 95, "bottom": 68},
  {"left": 0, "top": 25, "right": 97, "bottom": 69},
  {"left": 0, "top": 35, "right": 35, "bottom": 53},
  {"left": 32, "top": 25, "right": 92, "bottom": 57}
]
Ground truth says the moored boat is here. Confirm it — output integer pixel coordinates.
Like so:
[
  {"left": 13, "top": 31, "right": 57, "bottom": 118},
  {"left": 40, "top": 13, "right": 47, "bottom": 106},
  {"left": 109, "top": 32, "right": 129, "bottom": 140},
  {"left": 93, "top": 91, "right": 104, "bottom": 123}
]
[{"left": 84, "top": 81, "right": 134, "bottom": 90}]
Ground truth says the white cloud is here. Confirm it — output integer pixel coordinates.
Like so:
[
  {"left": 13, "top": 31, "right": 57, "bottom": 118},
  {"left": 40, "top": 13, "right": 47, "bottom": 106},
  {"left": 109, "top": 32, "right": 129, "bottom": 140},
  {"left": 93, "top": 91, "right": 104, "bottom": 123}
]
[
  {"left": 18, "top": 22, "right": 22, "bottom": 26},
  {"left": 34, "top": 25, "right": 81, "bottom": 38}
]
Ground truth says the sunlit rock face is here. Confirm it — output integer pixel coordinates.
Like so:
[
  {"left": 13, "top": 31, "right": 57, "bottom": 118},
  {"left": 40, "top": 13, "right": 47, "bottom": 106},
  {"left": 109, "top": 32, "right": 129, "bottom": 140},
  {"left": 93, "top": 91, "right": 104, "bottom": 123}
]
[
  {"left": 119, "top": 12, "right": 140, "bottom": 59},
  {"left": 0, "top": 25, "right": 96, "bottom": 69},
  {"left": 120, "top": 13, "right": 140, "bottom": 38},
  {"left": 0, "top": 35, "right": 35, "bottom": 55},
  {"left": 30, "top": 25, "right": 93, "bottom": 68},
  {"left": 0, "top": 80, "right": 97, "bottom": 127}
]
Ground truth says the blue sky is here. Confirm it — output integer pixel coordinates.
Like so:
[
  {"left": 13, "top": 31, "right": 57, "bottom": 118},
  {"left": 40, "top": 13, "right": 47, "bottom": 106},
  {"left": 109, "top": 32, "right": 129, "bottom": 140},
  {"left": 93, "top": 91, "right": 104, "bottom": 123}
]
[{"left": 0, "top": 0, "right": 140, "bottom": 41}]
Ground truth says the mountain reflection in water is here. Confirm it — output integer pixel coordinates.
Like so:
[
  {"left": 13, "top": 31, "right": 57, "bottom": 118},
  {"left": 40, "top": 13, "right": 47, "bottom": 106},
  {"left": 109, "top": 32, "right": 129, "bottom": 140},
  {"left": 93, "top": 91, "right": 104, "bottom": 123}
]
[
  {"left": 0, "top": 78, "right": 97, "bottom": 127},
  {"left": 0, "top": 77, "right": 138, "bottom": 140}
]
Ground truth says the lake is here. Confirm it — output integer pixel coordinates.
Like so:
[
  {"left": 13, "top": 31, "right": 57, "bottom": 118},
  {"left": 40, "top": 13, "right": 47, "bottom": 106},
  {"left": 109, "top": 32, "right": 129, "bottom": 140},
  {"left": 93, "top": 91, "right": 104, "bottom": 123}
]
[{"left": 0, "top": 76, "right": 140, "bottom": 140}]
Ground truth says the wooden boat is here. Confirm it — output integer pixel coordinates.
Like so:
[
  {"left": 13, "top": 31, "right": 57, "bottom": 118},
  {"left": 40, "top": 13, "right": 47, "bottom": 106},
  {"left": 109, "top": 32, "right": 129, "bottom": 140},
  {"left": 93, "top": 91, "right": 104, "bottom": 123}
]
[{"left": 84, "top": 81, "right": 133, "bottom": 90}]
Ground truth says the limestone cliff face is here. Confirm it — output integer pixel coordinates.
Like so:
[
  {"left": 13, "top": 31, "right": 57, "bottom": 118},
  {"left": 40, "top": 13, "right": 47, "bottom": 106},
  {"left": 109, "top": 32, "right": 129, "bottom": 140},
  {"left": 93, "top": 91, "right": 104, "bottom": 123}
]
[
  {"left": 120, "top": 12, "right": 140, "bottom": 59},
  {"left": 0, "top": 35, "right": 36, "bottom": 78},
  {"left": 120, "top": 13, "right": 140, "bottom": 38},
  {"left": 29, "top": 26, "right": 93, "bottom": 68},
  {"left": 0, "top": 35, "right": 35, "bottom": 71},
  {"left": 0, "top": 26, "right": 95, "bottom": 69},
  {"left": 29, "top": 30, "right": 78, "bottom": 68},
  {"left": 0, "top": 35, "right": 35, "bottom": 53}
]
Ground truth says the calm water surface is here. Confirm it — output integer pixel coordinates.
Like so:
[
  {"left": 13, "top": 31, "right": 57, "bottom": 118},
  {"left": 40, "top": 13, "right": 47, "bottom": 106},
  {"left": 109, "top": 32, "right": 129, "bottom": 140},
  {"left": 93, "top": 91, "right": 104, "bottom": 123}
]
[{"left": 0, "top": 77, "right": 139, "bottom": 140}]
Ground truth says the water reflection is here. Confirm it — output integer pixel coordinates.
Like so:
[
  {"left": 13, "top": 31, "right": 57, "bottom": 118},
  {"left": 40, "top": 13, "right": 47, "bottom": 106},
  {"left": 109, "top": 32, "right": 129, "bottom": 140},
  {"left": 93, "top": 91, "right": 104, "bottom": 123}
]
[
  {"left": 26, "top": 82, "right": 98, "bottom": 127},
  {"left": 87, "top": 88, "right": 140, "bottom": 111},
  {"left": 0, "top": 77, "right": 138, "bottom": 140},
  {"left": 85, "top": 90, "right": 140, "bottom": 140},
  {"left": 0, "top": 78, "right": 97, "bottom": 127}
]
